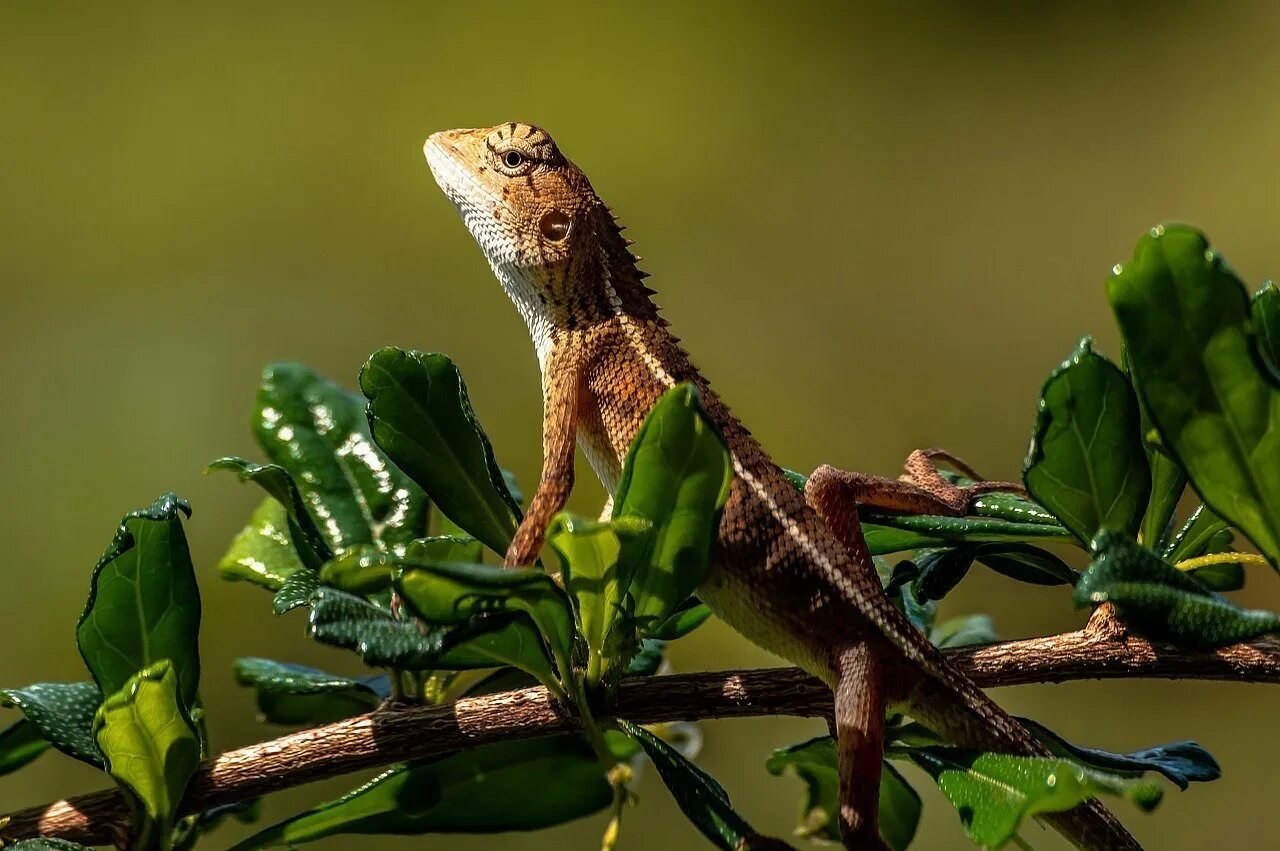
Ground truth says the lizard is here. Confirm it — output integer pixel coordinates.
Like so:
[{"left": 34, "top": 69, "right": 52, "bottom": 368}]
[{"left": 423, "top": 122, "right": 1142, "bottom": 851}]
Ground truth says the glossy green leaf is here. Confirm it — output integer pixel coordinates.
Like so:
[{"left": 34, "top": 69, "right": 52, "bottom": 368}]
[
  {"left": 229, "top": 736, "right": 610, "bottom": 848},
  {"left": 0, "top": 682, "right": 102, "bottom": 767},
  {"left": 318, "top": 546, "right": 398, "bottom": 595},
  {"left": 254, "top": 362, "right": 429, "bottom": 554},
  {"left": 904, "top": 747, "right": 1161, "bottom": 848},
  {"left": 208, "top": 458, "right": 331, "bottom": 569},
  {"left": 308, "top": 585, "right": 558, "bottom": 684},
  {"left": 975, "top": 543, "right": 1079, "bottom": 586},
  {"left": 1160, "top": 506, "right": 1230, "bottom": 565},
  {"left": 1251, "top": 279, "right": 1280, "bottom": 382},
  {"left": 765, "top": 736, "right": 920, "bottom": 850},
  {"left": 7, "top": 840, "right": 96, "bottom": 850},
  {"left": 861, "top": 514, "right": 1073, "bottom": 556},
  {"left": 1020, "top": 718, "right": 1219, "bottom": 791},
  {"left": 1188, "top": 560, "right": 1245, "bottom": 593},
  {"left": 1077, "top": 530, "right": 1280, "bottom": 647},
  {"left": 0, "top": 717, "right": 49, "bottom": 776},
  {"left": 611, "top": 384, "right": 733, "bottom": 633},
  {"left": 273, "top": 569, "right": 321, "bottom": 614},
  {"left": 930, "top": 614, "right": 997, "bottom": 648},
  {"left": 360, "top": 348, "right": 520, "bottom": 555},
  {"left": 405, "top": 534, "right": 485, "bottom": 564},
  {"left": 912, "top": 547, "right": 977, "bottom": 602},
  {"left": 94, "top": 660, "right": 200, "bottom": 851},
  {"left": 1023, "top": 337, "right": 1150, "bottom": 544},
  {"left": 650, "top": 600, "right": 714, "bottom": 641},
  {"left": 1108, "top": 225, "right": 1280, "bottom": 568},
  {"left": 76, "top": 494, "right": 201, "bottom": 711},
  {"left": 620, "top": 720, "right": 762, "bottom": 851},
  {"left": 217, "top": 498, "right": 308, "bottom": 590},
  {"left": 395, "top": 561, "right": 575, "bottom": 681},
  {"left": 548, "top": 513, "right": 623, "bottom": 678},
  {"left": 232, "top": 658, "right": 385, "bottom": 725}
]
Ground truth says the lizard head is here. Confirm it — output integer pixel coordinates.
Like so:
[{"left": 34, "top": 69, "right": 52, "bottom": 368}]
[{"left": 424, "top": 123, "right": 658, "bottom": 337}]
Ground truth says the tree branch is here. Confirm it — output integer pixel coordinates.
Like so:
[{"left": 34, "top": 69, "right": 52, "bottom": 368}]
[{"left": 5, "top": 615, "right": 1278, "bottom": 846}]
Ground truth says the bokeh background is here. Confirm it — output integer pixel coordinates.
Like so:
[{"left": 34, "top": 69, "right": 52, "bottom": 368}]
[{"left": 3, "top": 2, "right": 1278, "bottom": 848}]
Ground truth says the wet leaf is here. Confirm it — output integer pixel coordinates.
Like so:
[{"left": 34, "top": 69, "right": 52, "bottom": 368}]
[
  {"left": 216, "top": 498, "right": 308, "bottom": 590},
  {"left": 76, "top": 494, "right": 201, "bottom": 711},
  {"left": 1077, "top": 530, "right": 1280, "bottom": 647},
  {"left": 360, "top": 348, "right": 519, "bottom": 555},
  {"left": 208, "top": 458, "right": 331, "bottom": 569},
  {"left": 94, "top": 661, "right": 200, "bottom": 851},
  {"left": 1023, "top": 337, "right": 1149, "bottom": 544},
  {"left": 1109, "top": 225, "right": 1280, "bottom": 568},
  {"left": 0, "top": 682, "right": 102, "bottom": 767},
  {"left": 229, "top": 736, "right": 611, "bottom": 848},
  {"left": 861, "top": 514, "right": 1072, "bottom": 556}
]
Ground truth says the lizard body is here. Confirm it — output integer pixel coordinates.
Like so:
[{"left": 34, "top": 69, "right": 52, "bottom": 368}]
[{"left": 424, "top": 123, "right": 1140, "bottom": 850}]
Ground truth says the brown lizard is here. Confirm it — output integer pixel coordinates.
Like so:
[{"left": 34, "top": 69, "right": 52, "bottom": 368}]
[{"left": 423, "top": 122, "right": 1141, "bottom": 851}]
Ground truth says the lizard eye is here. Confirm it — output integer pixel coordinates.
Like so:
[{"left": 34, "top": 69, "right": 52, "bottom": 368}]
[
  {"left": 502, "top": 150, "right": 524, "bottom": 169},
  {"left": 539, "top": 210, "right": 572, "bottom": 242}
]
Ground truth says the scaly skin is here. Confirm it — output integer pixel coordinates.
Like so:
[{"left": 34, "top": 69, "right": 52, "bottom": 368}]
[{"left": 424, "top": 123, "right": 1140, "bottom": 850}]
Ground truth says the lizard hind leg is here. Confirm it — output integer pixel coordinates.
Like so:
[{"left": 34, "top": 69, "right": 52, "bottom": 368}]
[{"left": 833, "top": 643, "right": 892, "bottom": 851}]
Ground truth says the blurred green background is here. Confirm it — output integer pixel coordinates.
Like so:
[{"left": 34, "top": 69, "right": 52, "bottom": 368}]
[{"left": 3, "top": 2, "right": 1278, "bottom": 848}]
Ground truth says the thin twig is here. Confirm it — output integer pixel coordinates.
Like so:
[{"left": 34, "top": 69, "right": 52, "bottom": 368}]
[{"left": 4, "top": 621, "right": 1278, "bottom": 846}]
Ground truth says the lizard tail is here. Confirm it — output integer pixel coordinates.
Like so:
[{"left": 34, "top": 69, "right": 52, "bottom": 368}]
[{"left": 904, "top": 672, "right": 1143, "bottom": 850}]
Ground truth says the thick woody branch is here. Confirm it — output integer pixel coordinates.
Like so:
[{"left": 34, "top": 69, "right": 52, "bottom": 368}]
[{"left": 5, "top": 615, "right": 1278, "bottom": 846}]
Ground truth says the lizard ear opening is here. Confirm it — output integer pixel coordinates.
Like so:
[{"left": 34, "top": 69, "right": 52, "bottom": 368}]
[{"left": 539, "top": 210, "right": 572, "bottom": 242}]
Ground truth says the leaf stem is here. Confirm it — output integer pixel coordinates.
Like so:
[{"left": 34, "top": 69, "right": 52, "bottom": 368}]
[{"left": 1173, "top": 551, "right": 1269, "bottom": 572}]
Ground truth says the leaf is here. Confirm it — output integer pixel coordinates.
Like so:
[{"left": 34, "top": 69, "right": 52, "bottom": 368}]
[
  {"left": 548, "top": 513, "right": 623, "bottom": 679},
  {"left": 208, "top": 458, "right": 331, "bottom": 569},
  {"left": 1108, "top": 225, "right": 1280, "bottom": 568},
  {"left": 0, "top": 682, "right": 102, "bottom": 767},
  {"left": 217, "top": 498, "right": 308, "bottom": 590},
  {"left": 7, "top": 841, "right": 97, "bottom": 850},
  {"left": 650, "top": 600, "right": 714, "bottom": 641},
  {"left": 765, "top": 736, "right": 920, "bottom": 850},
  {"left": 975, "top": 544, "right": 1079, "bottom": 586},
  {"left": 611, "top": 384, "right": 733, "bottom": 633},
  {"left": 904, "top": 748, "right": 1161, "bottom": 848},
  {"left": 254, "top": 362, "right": 429, "bottom": 554},
  {"left": 395, "top": 561, "right": 574, "bottom": 670},
  {"left": 1188, "top": 560, "right": 1245, "bottom": 593},
  {"left": 620, "top": 720, "right": 764, "bottom": 851},
  {"left": 930, "top": 614, "right": 997, "bottom": 648},
  {"left": 912, "top": 547, "right": 977, "bottom": 602},
  {"left": 94, "top": 660, "right": 201, "bottom": 851},
  {"left": 232, "top": 658, "right": 385, "bottom": 726},
  {"left": 308, "top": 586, "right": 559, "bottom": 685},
  {"left": 1160, "top": 505, "right": 1230, "bottom": 564},
  {"left": 360, "top": 348, "right": 520, "bottom": 555},
  {"left": 861, "top": 514, "right": 1073, "bottom": 556},
  {"left": 1077, "top": 530, "right": 1280, "bottom": 647},
  {"left": 76, "top": 494, "right": 201, "bottom": 711},
  {"left": 1019, "top": 718, "right": 1219, "bottom": 791},
  {"left": 405, "top": 534, "right": 485, "bottom": 564},
  {"left": 1251, "top": 279, "right": 1280, "bottom": 383},
  {"left": 0, "top": 718, "right": 49, "bottom": 776},
  {"left": 228, "top": 736, "right": 612, "bottom": 848},
  {"left": 273, "top": 569, "right": 321, "bottom": 614},
  {"left": 1023, "top": 337, "right": 1150, "bottom": 544}
]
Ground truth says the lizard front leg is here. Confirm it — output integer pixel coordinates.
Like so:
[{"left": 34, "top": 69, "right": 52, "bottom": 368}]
[{"left": 503, "top": 348, "right": 583, "bottom": 568}]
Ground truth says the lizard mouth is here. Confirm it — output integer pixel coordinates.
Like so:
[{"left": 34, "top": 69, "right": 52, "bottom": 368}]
[{"left": 423, "top": 132, "right": 500, "bottom": 210}]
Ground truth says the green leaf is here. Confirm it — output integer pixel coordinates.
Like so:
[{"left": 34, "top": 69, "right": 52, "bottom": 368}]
[
  {"left": 0, "top": 682, "right": 102, "bottom": 767},
  {"left": 308, "top": 585, "right": 559, "bottom": 685},
  {"left": 208, "top": 458, "right": 331, "bottom": 569},
  {"left": 232, "top": 658, "right": 385, "bottom": 726},
  {"left": 904, "top": 748, "right": 1161, "bottom": 848},
  {"left": 216, "top": 498, "right": 308, "bottom": 590},
  {"left": 611, "top": 384, "right": 733, "bottom": 633},
  {"left": 76, "top": 494, "right": 201, "bottom": 711},
  {"left": 912, "top": 547, "right": 977, "bottom": 602},
  {"left": 930, "top": 614, "right": 997, "bottom": 648},
  {"left": 975, "top": 544, "right": 1079, "bottom": 586},
  {"left": 1019, "top": 718, "right": 1219, "bottom": 790},
  {"left": 228, "top": 736, "right": 611, "bottom": 848},
  {"left": 254, "top": 362, "right": 429, "bottom": 554},
  {"left": 1108, "top": 225, "right": 1280, "bottom": 568},
  {"left": 1251, "top": 279, "right": 1280, "bottom": 383},
  {"left": 548, "top": 513, "right": 623, "bottom": 678},
  {"left": 1023, "top": 337, "right": 1150, "bottom": 544},
  {"left": 360, "top": 348, "right": 520, "bottom": 555},
  {"left": 861, "top": 514, "right": 1072, "bottom": 556},
  {"left": 1077, "top": 530, "right": 1280, "bottom": 647},
  {"left": 620, "top": 720, "right": 764, "bottom": 851},
  {"left": 765, "top": 736, "right": 920, "bottom": 850},
  {"left": 0, "top": 717, "right": 49, "bottom": 776},
  {"left": 1160, "top": 506, "right": 1230, "bottom": 565},
  {"left": 1188, "top": 560, "right": 1245, "bottom": 593},
  {"left": 319, "top": 535, "right": 485, "bottom": 596},
  {"left": 405, "top": 534, "right": 485, "bottom": 564},
  {"left": 395, "top": 561, "right": 575, "bottom": 684},
  {"left": 7, "top": 840, "right": 97, "bottom": 850},
  {"left": 94, "top": 660, "right": 201, "bottom": 851},
  {"left": 650, "top": 600, "right": 714, "bottom": 641},
  {"left": 273, "top": 569, "right": 321, "bottom": 614}
]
